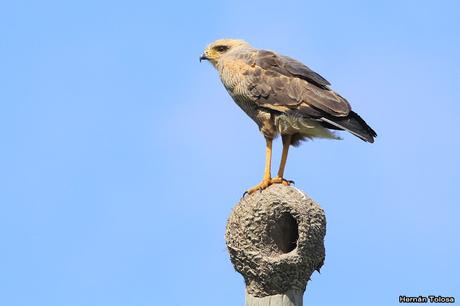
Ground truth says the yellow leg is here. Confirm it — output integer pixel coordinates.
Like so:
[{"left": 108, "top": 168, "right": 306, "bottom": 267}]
[
  {"left": 246, "top": 137, "right": 273, "bottom": 194},
  {"left": 271, "top": 135, "right": 292, "bottom": 186}
]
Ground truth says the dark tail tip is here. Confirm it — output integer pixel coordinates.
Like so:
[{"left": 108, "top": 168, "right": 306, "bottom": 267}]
[
  {"left": 349, "top": 111, "right": 377, "bottom": 143},
  {"left": 320, "top": 111, "right": 377, "bottom": 143}
]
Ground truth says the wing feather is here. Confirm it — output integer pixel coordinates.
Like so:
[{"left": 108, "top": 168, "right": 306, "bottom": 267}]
[
  {"left": 240, "top": 49, "right": 350, "bottom": 117},
  {"left": 254, "top": 50, "right": 331, "bottom": 88},
  {"left": 246, "top": 67, "right": 350, "bottom": 116},
  {"left": 233, "top": 48, "right": 376, "bottom": 142}
]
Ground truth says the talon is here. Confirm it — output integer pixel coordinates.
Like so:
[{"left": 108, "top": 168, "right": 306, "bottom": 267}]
[
  {"left": 246, "top": 178, "right": 272, "bottom": 194},
  {"left": 270, "top": 176, "right": 293, "bottom": 186}
]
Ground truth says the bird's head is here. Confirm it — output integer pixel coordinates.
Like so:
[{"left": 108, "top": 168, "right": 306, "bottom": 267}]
[{"left": 200, "top": 39, "right": 249, "bottom": 65}]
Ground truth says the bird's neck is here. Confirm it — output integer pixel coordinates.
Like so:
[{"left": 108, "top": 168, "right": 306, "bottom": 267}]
[{"left": 217, "top": 59, "right": 246, "bottom": 91}]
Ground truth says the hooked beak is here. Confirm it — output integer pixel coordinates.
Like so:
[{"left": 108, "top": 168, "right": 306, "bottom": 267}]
[{"left": 199, "top": 54, "right": 209, "bottom": 62}]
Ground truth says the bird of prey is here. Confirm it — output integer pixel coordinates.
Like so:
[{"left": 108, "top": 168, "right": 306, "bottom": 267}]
[{"left": 200, "top": 39, "right": 376, "bottom": 194}]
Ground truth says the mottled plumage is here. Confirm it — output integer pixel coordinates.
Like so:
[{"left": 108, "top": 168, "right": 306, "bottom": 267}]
[{"left": 200, "top": 39, "right": 376, "bottom": 193}]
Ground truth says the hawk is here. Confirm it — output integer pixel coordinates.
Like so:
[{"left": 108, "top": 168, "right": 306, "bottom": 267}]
[{"left": 200, "top": 39, "right": 376, "bottom": 194}]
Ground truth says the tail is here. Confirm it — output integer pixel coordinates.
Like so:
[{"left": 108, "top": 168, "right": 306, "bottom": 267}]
[{"left": 320, "top": 111, "right": 377, "bottom": 143}]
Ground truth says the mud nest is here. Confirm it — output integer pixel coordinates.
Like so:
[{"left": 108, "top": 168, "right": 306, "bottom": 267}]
[{"left": 225, "top": 184, "right": 326, "bottom": 297}]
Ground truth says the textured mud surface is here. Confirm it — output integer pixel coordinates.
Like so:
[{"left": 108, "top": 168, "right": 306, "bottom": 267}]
[{"left": 225, "top": 184, "right": 326, "bottom": 297}]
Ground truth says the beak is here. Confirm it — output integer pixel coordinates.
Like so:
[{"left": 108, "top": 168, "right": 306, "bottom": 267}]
[{"left": 199, "top": 54, "right": 209, "bottom": 62}]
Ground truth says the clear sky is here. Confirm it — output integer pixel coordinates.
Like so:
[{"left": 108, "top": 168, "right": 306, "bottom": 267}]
[{"left": 1, "top": 0, "right": 459, "bottom": 305}]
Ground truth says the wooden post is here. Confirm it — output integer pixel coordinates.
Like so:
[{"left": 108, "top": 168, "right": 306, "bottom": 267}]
[{"left": 226, "top": 185, "right": 326, "bottom": 306}]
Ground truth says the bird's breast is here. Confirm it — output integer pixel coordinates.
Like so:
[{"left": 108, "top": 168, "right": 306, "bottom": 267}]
[
  {"left": 218, "top": 61, "right": 255, "bottom": 112},
  {"left": 219, "top": 60, "right": 248, "bottom": 90},
  {"left": 227, "top": 86, "right": 260, "bottom": 123},
  {"left": 218, "top": 59, "right": 276, "bottom": 136}
]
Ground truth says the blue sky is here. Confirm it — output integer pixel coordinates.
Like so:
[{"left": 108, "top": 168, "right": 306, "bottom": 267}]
[{"left": 1, "top": 0, "right": 459, "bottom": 305}]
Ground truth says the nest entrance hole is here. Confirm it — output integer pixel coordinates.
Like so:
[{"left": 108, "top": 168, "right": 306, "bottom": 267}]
[{"left": 269, "top": 212, "right": 299, "bottom": 254}]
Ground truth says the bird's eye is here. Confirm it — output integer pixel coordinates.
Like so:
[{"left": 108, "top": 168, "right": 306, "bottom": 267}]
[{"left": 215, "top": 45, "right": 229, "bottom": 52}]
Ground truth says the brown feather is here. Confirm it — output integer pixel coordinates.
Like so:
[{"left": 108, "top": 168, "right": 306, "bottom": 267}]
[{"left": 205, "top": 39, "right": 377, "bottom": 143}]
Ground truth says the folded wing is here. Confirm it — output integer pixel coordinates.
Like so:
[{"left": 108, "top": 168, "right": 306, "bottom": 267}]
[{"left": 241, "top": 49, "right": 376, "bottom": 142}]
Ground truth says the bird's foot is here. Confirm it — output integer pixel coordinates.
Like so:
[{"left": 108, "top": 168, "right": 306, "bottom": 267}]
[
  {"left": 245, "top": 178, "right": 272, "bottom": 195},
  {"left": 270, "top": 176, "right": 294, "bottom": 186},
  {"left": 243, "top": 177, "right": 294, "bottom": 196}
]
